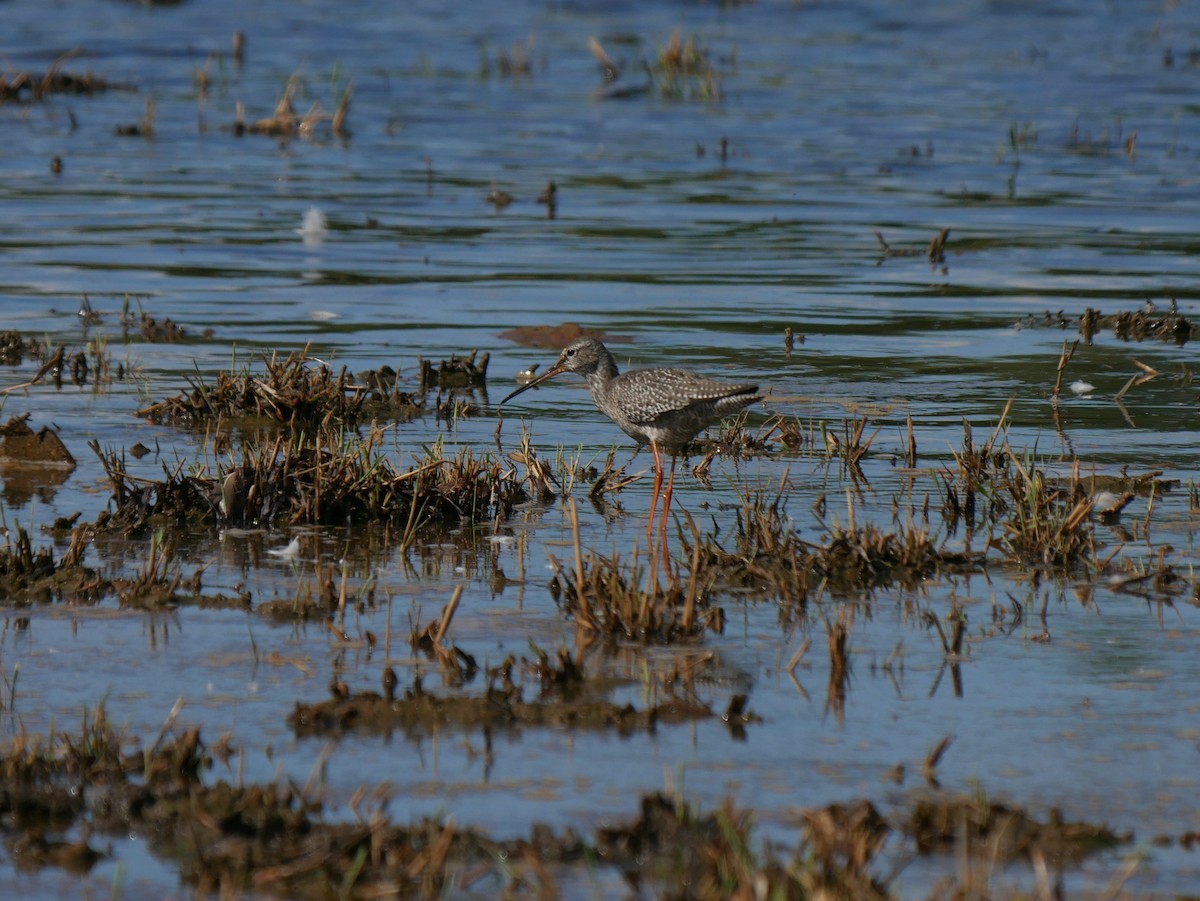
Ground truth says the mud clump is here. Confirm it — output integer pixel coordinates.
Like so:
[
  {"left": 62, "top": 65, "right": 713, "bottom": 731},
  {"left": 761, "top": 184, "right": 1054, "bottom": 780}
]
[
  {"left": 0, "top": 331, "right": 31, "bottom": 366},
  {"left": 0, "top": 525, "right": 104, "bottom": 607},
  {"left": 139, "top": 312, "right": 186, "bottom": 342},
  {"left": 0, "top": 414, "right": 75, "bottom": 470},
  {"left": 499, "top": 321, "right": 630, "bottom": 349},
  {"left": 418, "top": 348, "right": 488, "bottom": 390}
]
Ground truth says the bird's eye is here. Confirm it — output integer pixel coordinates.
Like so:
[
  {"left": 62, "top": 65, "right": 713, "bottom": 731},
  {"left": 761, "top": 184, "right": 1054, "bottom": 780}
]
[{"left": 566, "top": 348, "right": 576, "bottom": 357}]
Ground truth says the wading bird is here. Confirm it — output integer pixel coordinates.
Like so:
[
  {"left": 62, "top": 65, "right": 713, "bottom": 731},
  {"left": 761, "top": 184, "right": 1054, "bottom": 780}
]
[{"left": 499, "top": 337, "right": 759, "bottom": 557}]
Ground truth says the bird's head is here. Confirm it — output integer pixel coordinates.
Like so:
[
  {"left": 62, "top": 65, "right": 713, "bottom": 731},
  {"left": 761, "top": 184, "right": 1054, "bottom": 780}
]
[{"left": 499, "top": 337, "right": 611, "bottom": 408}]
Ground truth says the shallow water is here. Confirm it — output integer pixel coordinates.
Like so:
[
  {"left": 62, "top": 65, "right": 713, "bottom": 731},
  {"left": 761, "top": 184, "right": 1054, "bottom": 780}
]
[{"left": 4, "top": 0, "right": 1200, "bottom": 896}]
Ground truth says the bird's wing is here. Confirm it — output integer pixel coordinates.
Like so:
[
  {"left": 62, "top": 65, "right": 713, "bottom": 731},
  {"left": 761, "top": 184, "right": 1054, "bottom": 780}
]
[{"left": 617, "top": 369, "right": 756, "bottom": 425}]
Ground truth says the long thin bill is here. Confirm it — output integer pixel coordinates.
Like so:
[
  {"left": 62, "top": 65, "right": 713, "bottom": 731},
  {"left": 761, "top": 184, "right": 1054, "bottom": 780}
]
[{"left": 498, "top": 364, "right": 566, "bottom": 408}]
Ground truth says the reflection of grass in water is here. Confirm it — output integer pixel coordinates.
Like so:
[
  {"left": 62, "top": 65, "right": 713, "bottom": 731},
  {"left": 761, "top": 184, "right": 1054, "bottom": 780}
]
[{"left": 0, "top": 705, "right": 1130, "bottom": 899}]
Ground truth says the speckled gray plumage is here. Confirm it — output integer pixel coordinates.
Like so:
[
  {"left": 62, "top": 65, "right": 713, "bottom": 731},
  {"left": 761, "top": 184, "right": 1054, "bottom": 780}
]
[{"left": 501, "top": 337, "right": 760, "bottom": 452}]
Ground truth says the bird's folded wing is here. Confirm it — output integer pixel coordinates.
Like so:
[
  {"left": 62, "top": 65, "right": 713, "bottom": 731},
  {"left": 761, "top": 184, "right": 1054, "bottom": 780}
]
[{"left": 618, "top": 369, "right": 748, "bottom": 424}]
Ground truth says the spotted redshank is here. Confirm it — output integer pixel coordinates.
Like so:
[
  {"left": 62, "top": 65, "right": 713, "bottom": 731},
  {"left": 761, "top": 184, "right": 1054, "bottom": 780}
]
[{"left": 499, "top": 337, "right": 760, "bottom": 551}]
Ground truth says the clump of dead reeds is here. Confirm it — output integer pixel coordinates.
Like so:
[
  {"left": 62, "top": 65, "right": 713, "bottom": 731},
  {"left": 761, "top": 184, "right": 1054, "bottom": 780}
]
[
  {"left": 90, "top": 432, "right": 525, "bottom": 536},
  {"left": 940, "top": 405, "right": 1014, "bottom": 528},
  {"left": 653, "top": 29, "right": 722, "bottom": 101},
  {"left": 409, "top": 586, "right": 479, "bottom": 685},
  {"left": 682, "top": 483, "right": 810, "bottom": 606},
  {"left": 798, "top": 799, "right": 891, "bottom": 899},
  {"left": 479, "top": 35, "right": 537, "bottom": 80},
  {"left": 821, "top": 415, "right": 878, "bottom": 480},
  {"left": 0, "top": 331, "right": 33, "bottom": 366},
  {"left": 90, "top": 442, "right": 214, "bottom": 533},
  {"left": 0, "top": 337, "right": 129, "bottom": 395},
  {"left": 589, "top": 29, "right": 724, "bottom": 102},
  {"left": 506, "top": 425, "right": 560, "bottom": 503},
  {"left": 597, "top": 794, "right": 807, "bottom": 899},
  {"left": 136, "top": 350, "right": 424, "bottom": 430},
  {"left": 815, "top": 519, "right": 957, "bottom": 590},
  {"left": 689, "top": 412, "right": 778, "bottom": 483},
  {"left": 687, "top": 486, "right": 979, "bottom": 603},
  {"left": 1094, "top": 299, "right": 1193, "bottom": 346},
  {"left": 233, "top": 72, "right": 351, "bottom": 140},
  {"left": 937, "top": 408, "right": 1109, "bottom": 568},
  {"left": 137, "top": 312, "right": 185, "bottom": 342},
  {"left": 0, "top": 706, "right": 462, "bottom": 896},
  {"left": 990, "top": 451, "right": 1096, "bottom": 567},
  {"left": 106, "top": 530, "right": 251, "bottom": 610},
  {"left": 547, "top": 502, "right": 721, "bottom": 643},
  {"left": 549, "top": 548, "right": 722, "bottom": 643},
  {"left": 0, "top": 65, "right": 120, "bottom": 104},
  {"left": 936, "top": 410, "right": 1104, "bottom": 568},
  {"left": 0, "top": 519, "right": 245, "bottom": 611}
]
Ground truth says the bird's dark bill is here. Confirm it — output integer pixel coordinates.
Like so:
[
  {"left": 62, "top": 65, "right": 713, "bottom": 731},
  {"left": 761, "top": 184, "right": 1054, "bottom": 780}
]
[{"left": 498, "top": 363, "right": 568, "bottom": 407}]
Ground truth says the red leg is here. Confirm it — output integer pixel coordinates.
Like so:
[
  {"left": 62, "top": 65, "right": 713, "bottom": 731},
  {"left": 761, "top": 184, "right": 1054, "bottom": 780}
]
[
  {"left": 647, "top": 441, "right": 664, "bottom": 549},
  {"left": 660, "top": 453, "right": 677, "bottom": 571}
]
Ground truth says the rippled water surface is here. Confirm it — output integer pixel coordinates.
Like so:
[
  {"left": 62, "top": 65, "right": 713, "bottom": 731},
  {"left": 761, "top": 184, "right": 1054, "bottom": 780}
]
[{"left": 5, "top": 0, "right": 1200, "bottom": 897}]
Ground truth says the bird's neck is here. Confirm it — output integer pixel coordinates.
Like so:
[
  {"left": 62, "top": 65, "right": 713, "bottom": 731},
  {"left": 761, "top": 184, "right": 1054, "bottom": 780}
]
[{"left": 583, "top": 346, "right": 620, "bottom": 397}]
